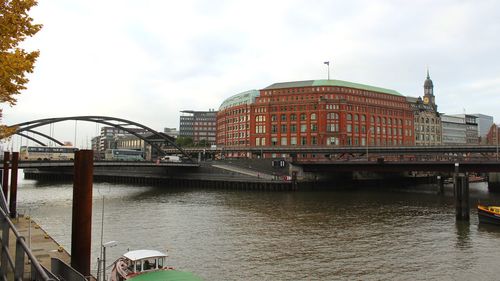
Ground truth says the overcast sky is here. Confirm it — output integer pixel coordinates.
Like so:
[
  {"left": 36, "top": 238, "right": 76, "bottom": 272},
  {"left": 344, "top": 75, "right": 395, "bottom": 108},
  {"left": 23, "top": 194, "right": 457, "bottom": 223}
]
[{"left": 2, "top": 0, "right": 500, "bottom": 148}]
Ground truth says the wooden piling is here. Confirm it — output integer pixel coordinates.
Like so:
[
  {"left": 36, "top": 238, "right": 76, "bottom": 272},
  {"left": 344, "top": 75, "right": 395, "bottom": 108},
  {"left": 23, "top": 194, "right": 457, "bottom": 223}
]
[
  {"left": 437, "top": 175, "right": 444, "bottom": 195},
  {"left": 2, "top": 152, "right": 9, "bottom": 199},
  {"left": 71, "top": 150, "right": 94, "bottom": 277},
  {"left": 9, "top": 152, "right": 19, "bottom": 218},
  {"left": 454, "top": 173, "right": 469, "bottom": 221}
]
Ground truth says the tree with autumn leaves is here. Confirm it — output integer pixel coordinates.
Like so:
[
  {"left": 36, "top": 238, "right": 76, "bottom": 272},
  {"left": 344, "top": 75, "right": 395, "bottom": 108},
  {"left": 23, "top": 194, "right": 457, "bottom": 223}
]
[{"left": 0, "top": 0, "right": 41, "bottom": 138}]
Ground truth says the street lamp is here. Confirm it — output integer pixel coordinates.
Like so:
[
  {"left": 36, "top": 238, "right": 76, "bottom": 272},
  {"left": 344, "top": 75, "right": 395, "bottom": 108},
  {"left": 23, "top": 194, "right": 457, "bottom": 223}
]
[
  {"left": 99, "top": 240, "right": 117, "bottom": 281},
  {"left": 496, "top": 125, "right": 499, "bottom": 161},
  {"left": 366, "top": 127, "right": 372, "bottom": 161}
]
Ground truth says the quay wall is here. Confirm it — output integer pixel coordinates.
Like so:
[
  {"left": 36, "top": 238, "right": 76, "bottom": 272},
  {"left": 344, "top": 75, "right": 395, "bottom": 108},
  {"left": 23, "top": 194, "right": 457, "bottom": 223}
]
[
  {"left": 23, "top": 162, "right": 296, "bottom": 191},
  {"left": 22, "top": 159, "right": 439, "bottom": 191}
]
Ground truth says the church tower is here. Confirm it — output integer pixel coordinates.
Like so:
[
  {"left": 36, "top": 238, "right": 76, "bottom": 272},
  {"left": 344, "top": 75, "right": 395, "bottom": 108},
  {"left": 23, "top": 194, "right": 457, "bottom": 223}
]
[{"left": 423, "top": 69, "right": 435, "bottom": 106}]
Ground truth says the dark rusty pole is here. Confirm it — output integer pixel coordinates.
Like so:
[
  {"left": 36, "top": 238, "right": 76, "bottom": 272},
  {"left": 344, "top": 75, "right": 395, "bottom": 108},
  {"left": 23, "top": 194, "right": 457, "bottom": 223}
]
[
  {"left": 9, "top": 152, "right": 19, "bottom": 218},
  {"left": 71, "top": 150, "right": 93, "bottom": 277},
  {"left": 2, "top": 152, "right": 10, "bottom": 200}
]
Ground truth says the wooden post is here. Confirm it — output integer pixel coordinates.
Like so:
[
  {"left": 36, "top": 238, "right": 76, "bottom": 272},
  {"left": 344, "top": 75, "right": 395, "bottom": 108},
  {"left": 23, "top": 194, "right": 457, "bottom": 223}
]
[
  {"left": 9, "top": 152, "right": 19, "bottom": 218},
  {"left": 454, "top": 173, "right": 469, "bottom": 221},
  {"left": 71, "top": 150, "right": 94, "bottom": 277},
  {"left": 461, "top": 174, "right": 470, "bottom": 220},
  {"left": 2, "top": 152, "right": 9, "bottom": 199},
  {"left": 436, "top": 175, "right": 444, "bottom": 195}
]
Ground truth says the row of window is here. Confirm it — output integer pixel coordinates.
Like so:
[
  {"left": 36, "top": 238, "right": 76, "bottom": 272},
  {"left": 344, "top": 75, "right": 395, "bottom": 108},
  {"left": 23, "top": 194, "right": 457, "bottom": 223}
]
[
  {"left": 254, "top": 135, "right": 407, "bottom": 147},
  {"left": 262, "top": 87, "right": 404, "bottom": 102}
]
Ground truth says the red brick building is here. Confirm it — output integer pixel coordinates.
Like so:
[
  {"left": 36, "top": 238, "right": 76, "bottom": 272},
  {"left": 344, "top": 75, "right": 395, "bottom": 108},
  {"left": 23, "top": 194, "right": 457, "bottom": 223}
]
[
  {"left": 486, "top": 124, "right": 499, "bottom": 145},
  {"left": 216, "top": 90, "right": 259, "bottom": 154},
  {"left": 217, "top": 79, "right": 415, "bottom": 157}
]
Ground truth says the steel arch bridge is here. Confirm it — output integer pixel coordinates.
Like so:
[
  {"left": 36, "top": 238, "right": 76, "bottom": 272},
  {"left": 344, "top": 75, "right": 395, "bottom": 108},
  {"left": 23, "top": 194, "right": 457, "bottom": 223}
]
[{"left": 3, "top": 116, "right": 193, "bottom": 162}]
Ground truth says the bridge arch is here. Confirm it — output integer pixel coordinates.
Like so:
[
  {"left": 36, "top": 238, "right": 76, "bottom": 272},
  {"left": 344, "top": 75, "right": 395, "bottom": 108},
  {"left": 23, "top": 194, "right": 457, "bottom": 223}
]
[{"left": 5, "top": 116, "right": 192, "bottom": 162}]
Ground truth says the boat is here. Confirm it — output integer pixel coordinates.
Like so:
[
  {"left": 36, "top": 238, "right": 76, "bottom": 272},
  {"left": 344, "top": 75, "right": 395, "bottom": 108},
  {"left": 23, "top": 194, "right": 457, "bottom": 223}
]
[
  {"left": 477, "top": 204, "right": 500, "bottom": 225},
  {"left": 469, "top": 174, "right": 485, "bottom": 183},
  {"left": 110, "top": 249, "right": 202, "bottom": 281}
]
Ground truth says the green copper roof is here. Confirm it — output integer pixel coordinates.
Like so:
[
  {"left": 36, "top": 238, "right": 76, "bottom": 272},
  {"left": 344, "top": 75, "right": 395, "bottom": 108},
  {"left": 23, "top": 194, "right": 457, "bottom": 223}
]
[
  {"left": 128, "top": 270, "right": 203, "bottom": 281},
  {"left": 263, "top": 79, "right": 402, "bottom": 96},
  {"left": 219, "top": 89, "right": 259, "bottom": 110}
]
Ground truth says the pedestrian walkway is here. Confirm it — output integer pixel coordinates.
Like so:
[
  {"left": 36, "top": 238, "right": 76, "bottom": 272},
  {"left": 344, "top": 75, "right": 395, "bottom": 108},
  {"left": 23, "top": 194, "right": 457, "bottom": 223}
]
[
  {"left": 8, "top": 214, "right": 71, "bottom": 276},
  {"left": 211, "top": 164, "right": 275, "bottom": 180}
]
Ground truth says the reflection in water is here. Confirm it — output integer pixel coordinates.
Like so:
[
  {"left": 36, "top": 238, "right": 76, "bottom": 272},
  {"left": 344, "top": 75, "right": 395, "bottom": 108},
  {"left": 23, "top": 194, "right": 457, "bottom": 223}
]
[
  {"left": 455, "top": 221, "right": 471, "bottom": 250},
  {"left": 15, "top": 178, "right": 500, "bottom": 280}
]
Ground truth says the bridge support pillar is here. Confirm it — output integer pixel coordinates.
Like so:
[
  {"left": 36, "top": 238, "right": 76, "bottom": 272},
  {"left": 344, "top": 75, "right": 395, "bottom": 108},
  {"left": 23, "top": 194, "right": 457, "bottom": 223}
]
[
  {"left": 487, "top": 172, "right": 500, "bottom": 192},
  {"left": 454, "top": 173, "right": 469, "bottom": 221}
]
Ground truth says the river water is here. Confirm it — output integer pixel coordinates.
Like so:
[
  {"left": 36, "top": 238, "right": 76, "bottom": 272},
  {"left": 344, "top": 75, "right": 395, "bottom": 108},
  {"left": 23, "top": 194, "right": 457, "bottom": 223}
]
[{"left": 15, "top": 177, "right": 500, "bottom": 280}]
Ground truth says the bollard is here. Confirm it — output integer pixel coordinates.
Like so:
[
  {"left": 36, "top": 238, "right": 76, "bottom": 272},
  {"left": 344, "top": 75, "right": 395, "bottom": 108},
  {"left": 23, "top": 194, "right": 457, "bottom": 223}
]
[
  {"left": 71, "top": 150, "right": 94, "bottom": 277},
  {"left": 9, "top": 152, "right": 19, "bottom": 218}
]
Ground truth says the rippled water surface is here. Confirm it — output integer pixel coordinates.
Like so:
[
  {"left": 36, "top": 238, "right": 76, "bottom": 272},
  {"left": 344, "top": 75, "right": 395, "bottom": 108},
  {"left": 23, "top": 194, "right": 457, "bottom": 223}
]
[{"left": 16, "top": 177, "right": 500, "bottom": 280}]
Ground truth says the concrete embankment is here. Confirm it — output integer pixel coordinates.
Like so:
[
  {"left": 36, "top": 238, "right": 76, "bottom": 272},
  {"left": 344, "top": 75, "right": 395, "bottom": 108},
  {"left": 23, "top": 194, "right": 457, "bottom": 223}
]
[{"left": 24, "top": 160, "right": 296, "bottom": 191}]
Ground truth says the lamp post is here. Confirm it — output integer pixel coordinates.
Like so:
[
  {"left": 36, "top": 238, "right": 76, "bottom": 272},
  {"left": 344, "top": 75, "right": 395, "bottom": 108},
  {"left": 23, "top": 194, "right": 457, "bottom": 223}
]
[
  {"left": 101, "top": 240, "right": 117, "bottom": 281},
  {"left": 496, "top": 125, "right": 499, "bottom": 161},
  {"left": 366, "top": 127, "right": 372, "bottom": 161}
]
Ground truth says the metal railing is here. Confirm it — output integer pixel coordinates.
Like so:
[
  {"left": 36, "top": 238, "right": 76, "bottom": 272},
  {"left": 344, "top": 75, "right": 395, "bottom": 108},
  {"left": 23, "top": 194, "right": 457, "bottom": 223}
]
[{"left": 0, "top": 188, "right": 57, "bottom": 281}]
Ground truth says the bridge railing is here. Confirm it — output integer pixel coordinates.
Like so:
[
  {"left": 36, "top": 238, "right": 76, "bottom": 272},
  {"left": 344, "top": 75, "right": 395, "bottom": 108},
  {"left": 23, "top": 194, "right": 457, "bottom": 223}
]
[{"left": 0, "top": 188, "right": 57, "bottom": 281}]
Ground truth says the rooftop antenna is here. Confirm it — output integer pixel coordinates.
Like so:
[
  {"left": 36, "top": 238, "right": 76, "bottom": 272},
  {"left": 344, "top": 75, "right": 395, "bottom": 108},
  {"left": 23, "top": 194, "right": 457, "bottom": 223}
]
[{"left": 324, "top": 61, "right": 330, "bottom": 80}]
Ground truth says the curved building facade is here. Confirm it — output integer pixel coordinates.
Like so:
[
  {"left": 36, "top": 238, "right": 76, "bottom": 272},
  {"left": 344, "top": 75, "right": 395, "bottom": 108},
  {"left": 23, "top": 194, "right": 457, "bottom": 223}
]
[{"left": 217, "top": 90, "right": 259, "bottom": 150}]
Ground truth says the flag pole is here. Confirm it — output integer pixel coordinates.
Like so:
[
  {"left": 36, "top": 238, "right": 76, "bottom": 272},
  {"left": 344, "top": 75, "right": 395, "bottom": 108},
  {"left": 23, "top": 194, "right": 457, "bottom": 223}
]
[{"left": 324, "top": 61, "right": 330, "bottom": 80}]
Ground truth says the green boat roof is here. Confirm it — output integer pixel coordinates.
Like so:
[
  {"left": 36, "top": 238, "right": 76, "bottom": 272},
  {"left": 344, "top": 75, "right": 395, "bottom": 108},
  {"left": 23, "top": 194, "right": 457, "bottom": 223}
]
[
  {"left": 128, "top": 270, "right": 203, "bottom": 281},
  {"left": 262, "top": 79, "right": 403, "bottom": 97}
]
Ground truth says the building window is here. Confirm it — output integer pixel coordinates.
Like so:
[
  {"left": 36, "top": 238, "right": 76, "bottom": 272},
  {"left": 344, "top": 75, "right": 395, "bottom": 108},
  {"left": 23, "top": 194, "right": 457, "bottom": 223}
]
[
  {"left": 271, "top": 125, "right": 278, "bottom": 133},
  {"left": 291, "top": 137, "right": 297, "bottom": 145},
  {"left": 311, "top": 113, "right": 317, "bottom": 120},
  {"left": 290, "top": 124, "right": 297, "bottom": 133},
  {"left": 301, "top": 137, "right": 307, "bottom": 145},
  {"left": 347, "top": 124, "right": 352, "bottom": 133},
  {"left": 327, "top": 123, "right": 339, "bottom": 132},
  {"left": 347, "top": 114, "right": 352, "bottom": 121},
  {"left": 281, "top": 114, "right": 286, "bottom": 121},
  {"left": 271, "top": 115, "right": 277, "bottom": 121},
  {"left": 271, "top": 137, "right": 278, "bottom": 146},
  {"left": 300, "top": 113, "right": 306, "bottom": 121},
  {"left": 327, "top": 112, "right": 339, "bottom": 120},
  {"left": 311, "top": 136, "right": 317, "bottom": 145},
  {"left": 281, "top": 124, "right": 287, "bottom": 133},
  {"left": 311, "top": 123, "right": 317, "bottom": 132},
  {"left": 300, "top": 124, "right": 307, "bottom": 133},
  {"left": 327, "top": 137, "right": 339, "bottom": 146},
  {"left": 281, "top": 137, "right": 287, "bottom": 145},
  {"left": 290, "top": 114, "right": 297, "bottom": 121}
]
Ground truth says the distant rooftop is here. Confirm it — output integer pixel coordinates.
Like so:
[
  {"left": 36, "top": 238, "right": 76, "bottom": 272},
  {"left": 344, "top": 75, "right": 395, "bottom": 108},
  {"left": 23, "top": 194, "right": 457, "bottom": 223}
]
[{"left": 263, "top": 79, "right": 403, "bottom": 97}]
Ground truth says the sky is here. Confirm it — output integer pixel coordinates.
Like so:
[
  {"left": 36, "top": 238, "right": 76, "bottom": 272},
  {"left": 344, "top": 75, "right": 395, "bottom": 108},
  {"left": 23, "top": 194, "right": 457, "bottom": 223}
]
[{"left": 2, "top": 0, "right": 500, "bottom": 148}]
